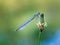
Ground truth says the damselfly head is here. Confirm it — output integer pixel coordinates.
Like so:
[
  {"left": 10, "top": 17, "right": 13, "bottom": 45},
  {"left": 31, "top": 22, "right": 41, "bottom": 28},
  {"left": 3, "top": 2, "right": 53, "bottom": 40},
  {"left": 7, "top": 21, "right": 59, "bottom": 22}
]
[{"left": 41, "top": 13, "right": 44, "bottom": 18}]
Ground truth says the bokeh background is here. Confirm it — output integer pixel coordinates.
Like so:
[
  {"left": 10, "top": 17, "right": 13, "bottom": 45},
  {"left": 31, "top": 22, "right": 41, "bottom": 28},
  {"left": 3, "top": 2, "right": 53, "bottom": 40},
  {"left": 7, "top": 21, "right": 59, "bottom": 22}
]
[{"left": 0, "top": 0, "right": 60, "bottom": 45}]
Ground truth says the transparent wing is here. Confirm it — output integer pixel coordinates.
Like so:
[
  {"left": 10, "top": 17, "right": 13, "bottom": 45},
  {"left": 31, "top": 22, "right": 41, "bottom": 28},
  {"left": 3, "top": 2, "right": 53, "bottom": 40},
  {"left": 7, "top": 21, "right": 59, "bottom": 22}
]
[
  {"left": 36, "top": 13, "right": 44, "bottom": 25},
  {"left": 36, "top": 13, "right": 47, "bottom": 27},
  {"left": 16, "top": 12, "right": 40, "bottom": 31}
]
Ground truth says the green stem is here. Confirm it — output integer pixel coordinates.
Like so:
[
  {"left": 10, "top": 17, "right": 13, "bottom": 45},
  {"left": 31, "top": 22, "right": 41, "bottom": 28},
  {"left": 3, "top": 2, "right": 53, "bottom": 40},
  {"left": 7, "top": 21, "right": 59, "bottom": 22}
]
[{"left": 38, "top": 32, "right": 41, "bottom": 45}]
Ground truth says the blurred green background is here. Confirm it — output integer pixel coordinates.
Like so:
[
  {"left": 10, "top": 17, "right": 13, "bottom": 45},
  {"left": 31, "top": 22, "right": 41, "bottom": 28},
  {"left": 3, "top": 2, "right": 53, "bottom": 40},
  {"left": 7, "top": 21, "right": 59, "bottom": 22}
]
[{"left": 0, "top": 0, "right": 60, "bottom": 45}]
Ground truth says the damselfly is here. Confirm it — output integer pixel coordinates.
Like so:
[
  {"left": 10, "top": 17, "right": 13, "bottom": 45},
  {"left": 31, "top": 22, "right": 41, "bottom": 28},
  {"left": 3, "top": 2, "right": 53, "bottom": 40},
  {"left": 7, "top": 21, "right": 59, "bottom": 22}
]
[{"left": 16, "top": 12, "right": 47, "bottom": 32}]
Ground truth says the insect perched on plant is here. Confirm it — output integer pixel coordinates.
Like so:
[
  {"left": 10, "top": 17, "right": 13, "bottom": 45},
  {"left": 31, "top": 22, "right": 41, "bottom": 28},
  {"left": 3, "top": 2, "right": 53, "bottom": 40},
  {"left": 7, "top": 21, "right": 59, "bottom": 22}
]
[{"left": 16, "top": 12, "right": 47, "bottom": 32}]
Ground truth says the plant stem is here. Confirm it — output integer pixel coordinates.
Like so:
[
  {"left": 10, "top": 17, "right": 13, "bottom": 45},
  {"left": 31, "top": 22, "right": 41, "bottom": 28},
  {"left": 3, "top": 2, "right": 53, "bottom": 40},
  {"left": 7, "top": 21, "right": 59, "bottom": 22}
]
[{"left": 38, "top": 32, "right": 41, "bottom": 45}]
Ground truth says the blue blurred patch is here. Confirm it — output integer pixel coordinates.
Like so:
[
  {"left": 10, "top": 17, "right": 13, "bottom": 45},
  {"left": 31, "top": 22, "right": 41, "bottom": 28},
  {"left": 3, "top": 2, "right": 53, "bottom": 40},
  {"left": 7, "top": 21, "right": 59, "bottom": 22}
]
[{"left": 40, "top": 29, "right": 60, "bottom": 45}]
